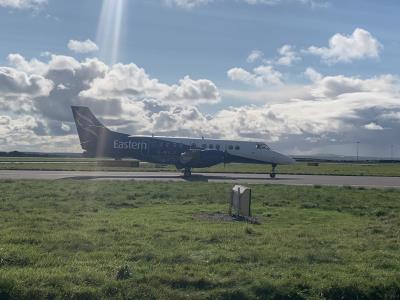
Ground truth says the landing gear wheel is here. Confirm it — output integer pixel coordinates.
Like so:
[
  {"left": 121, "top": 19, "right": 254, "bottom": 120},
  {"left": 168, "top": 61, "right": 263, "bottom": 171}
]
[
  {"left": 270, "top": 164, "right": 277, "bottom": 179},
  {"left": 183, "top": 168, "right": 192, "bottom": 177}
]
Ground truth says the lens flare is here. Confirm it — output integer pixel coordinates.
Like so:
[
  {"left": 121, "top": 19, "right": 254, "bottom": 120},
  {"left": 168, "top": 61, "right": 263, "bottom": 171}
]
[{"left": 97, "top": 0, "right": 127, "bottom": 65}]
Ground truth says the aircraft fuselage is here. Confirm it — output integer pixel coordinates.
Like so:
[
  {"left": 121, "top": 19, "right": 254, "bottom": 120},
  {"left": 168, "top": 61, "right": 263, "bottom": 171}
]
[{"left": 71, "top": 106, "right": 295, "bottom": 173}]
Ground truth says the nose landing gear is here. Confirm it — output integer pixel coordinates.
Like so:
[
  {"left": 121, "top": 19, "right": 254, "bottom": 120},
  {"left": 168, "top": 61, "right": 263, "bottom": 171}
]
[{"left": 270, "top": 164, "right": 277, "bottom": 179}]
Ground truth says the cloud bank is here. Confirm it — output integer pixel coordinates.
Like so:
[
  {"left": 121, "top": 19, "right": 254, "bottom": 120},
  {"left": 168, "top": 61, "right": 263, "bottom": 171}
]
[
  {"left": 1, "top": 50, "right": 400, "bottom": 156},
  {"left": 307, "top": 28, "right": 382, "bottom": 64},
  {"left": 164, "top": 0, "right": 328, "bottom": 9},
  {"left": 68, "top": 39, "right": 99, "bottom": 54},
  {"left": 0, "top": 0, "right": 46, "bottom": 9}
]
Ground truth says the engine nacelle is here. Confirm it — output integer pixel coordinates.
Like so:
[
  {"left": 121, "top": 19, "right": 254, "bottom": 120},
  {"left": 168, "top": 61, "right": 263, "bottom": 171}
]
[{"left": 177, "top": 149, "right": 225, "bottom": 168}]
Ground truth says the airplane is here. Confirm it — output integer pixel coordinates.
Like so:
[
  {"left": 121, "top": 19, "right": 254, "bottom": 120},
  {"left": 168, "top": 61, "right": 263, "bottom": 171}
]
[{"left": 71, "top": 106, "right": 296, "bottom": 178}]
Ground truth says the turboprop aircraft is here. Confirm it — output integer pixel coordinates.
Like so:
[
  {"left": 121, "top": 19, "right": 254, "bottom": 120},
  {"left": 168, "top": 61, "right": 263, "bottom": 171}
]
[{"left": 71, "top": 106, "right": 295, "bottom": 178}]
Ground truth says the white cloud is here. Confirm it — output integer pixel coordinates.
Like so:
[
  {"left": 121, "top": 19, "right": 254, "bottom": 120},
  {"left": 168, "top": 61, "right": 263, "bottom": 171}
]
[
  {"left": 68, "top": 39, "right": 99, "bottom": 54},
  {"left": 246, "top": 0, "right": 329, "bottom": 6},
  {"left": 2, "top": 53, "right": 400, "bottom": 157},
  {"left": 247, "top": 50, "right": 264, "bottom": 63},
  {"left": 165, "top": 0, "right": 329, "bottom": 8},
  {"left": 0, "top": 113, "right": 81, "bottom": 152},
  {"left": 296, "top": 0, "right": 329, "bottom": 8},
  {"left": 0, "top": 67, "right": 53, "bottom": 97},
  {"left": 276, "top": 45, "right": 301, "bottom": 66},
  {"left": 61, "top": 122, "right": 71, "bottom": 132},
  {"left": 1, "top": 53, "right": 220, "bottom": 144},
  {"left": 227, "top": 65, "right": 283, "bottom": 87},
  {"left": 307, "top": 28, "right": 383, "bottom": 64},
  {"left": 220, "top": 68, "right": 400, "bottom": 154},
  {"left": 163, "top": 0, "right": 213, "bottom": 9},
  {"left": 310, "top": 73, "right": 397, "bottom": 98},
  {"left": 381, "top": 112, "right": 400, "bottom": 122},
  {"left": 212, "top": 87, "right": 399, "bottom": 144},
  {"left": 290, "top": 67, "right": 398, "bottom": 102},
  {"left": 81, "top": 63, "right": 220, "bottom": 104},
  {"left": 246, "top": 45, "right": 300, "bottom": 68},
  {"left": 243, "top": 0, "right": 279, "bottom": 4},
  {"left": 364, "top": 122, "right": 384, "bottom": 130},
  {"left": 0, "top": 115, "right": 11, "bottom": 125},
  {"left": 304, "top": 67, "right": 322, "bottom": 82},
  {"left": 7, "top": 53, "right": 48, "bottom": 75},
  {"left": 221, "top": 85, "right": 310, "bottom": 104},
  {"left": 47, "top": 55, "right": 82, "bottom": 72},
  {"left": 165, "top": 76, "right": 220, "bottom": 103},
  {"left": 0, "top": 0, "right": 46, "bottom": 9}
]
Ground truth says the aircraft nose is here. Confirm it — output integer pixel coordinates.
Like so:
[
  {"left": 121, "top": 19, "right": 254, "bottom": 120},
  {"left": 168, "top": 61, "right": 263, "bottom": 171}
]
[{"left": 272, "top": 151, "right": 296, "bottom": 165}]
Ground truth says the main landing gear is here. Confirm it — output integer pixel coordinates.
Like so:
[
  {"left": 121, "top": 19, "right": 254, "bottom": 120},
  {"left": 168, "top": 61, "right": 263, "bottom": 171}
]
[
  {"left": 270, "top": 164, "right": 277, "bottom": 179},
  {"left": 183, "top": 168, "right": 192, "bottom": 178}
]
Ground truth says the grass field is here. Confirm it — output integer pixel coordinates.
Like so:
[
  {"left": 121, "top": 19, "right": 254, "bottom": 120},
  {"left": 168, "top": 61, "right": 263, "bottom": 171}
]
[
  {"left": 0, "top": 180, "right": 399, "bottom": 299},
  {"left": 2, "top": 158, "right": 400, "bottom": 177},
  {"left": 0, "top": 157, "right": 94, "bottom": 162},
  {"left": 201, "top": 162, "right": 400, "bottom": 177}
]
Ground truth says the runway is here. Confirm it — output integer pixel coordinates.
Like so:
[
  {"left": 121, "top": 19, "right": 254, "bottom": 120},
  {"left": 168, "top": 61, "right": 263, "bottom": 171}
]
[{"left": 1, "top": 170, "right": 400, "bottom": 188}]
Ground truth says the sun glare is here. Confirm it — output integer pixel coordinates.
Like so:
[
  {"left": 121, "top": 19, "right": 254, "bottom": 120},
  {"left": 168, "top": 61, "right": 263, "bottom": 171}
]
[{"left": 97, "top": 0, "right": 127, "bottom": 65}]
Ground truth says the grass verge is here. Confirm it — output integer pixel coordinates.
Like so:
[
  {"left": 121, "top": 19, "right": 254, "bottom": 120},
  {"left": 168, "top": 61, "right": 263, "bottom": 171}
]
[{"left": 0, "top": 180, "right": 399, "bottom": 299}]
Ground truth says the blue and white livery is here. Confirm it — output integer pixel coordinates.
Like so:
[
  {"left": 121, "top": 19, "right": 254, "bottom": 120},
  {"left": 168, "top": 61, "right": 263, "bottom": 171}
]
[{"left": 71, "top": 106, "right": 295, "bottom": 178}]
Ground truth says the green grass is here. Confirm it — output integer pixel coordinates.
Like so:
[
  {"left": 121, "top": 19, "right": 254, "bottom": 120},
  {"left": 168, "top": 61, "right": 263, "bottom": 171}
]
[
  {"left": 0, "top": 162, "right": 166, "bottom": 172},
  {"left": 2, "top": 158, "right": 400, "bottom": 177},
  {"left": 0, "top": 180, "right": 399, "bottom": 299},
  {"left": 0, "top": 157, "right": 96, "bottom": 162},
  {"left": 198, "top": 162, "right": 400, "bottom": 176},
  {"left": 0, "top": 159, "right": 171, "bottom": 172}
]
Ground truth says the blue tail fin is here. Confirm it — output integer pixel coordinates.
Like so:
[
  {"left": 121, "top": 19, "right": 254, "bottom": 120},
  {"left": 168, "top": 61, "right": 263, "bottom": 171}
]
[{"left": 71, "top": 106, "right": 110, "bottom": 151}]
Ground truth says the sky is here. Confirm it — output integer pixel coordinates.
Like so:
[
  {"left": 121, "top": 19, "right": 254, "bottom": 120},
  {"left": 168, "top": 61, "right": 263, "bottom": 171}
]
[{"left": 0, "top": 0, "right": 400, "bottom": 157}]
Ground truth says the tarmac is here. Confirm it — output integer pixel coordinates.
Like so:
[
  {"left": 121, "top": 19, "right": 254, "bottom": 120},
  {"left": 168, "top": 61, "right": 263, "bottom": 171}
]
[{"left": 1, "top": 170, "right": 400, "bottom": 188}]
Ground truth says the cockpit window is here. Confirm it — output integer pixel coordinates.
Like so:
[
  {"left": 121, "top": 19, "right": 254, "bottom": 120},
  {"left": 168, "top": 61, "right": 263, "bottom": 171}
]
[{"left": 256, "top": 143, "right": 270, "bottom": 150}]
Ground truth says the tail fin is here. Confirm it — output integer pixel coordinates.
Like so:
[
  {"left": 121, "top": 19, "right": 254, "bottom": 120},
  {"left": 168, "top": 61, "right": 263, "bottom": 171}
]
[{"left": 71, "top": 106, "right": 110, "bottom": 151}]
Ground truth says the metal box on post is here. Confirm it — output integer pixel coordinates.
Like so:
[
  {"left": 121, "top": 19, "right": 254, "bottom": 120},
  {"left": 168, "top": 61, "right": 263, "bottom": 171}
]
[{"left": 230, "top": 185, "right": 252, "bottom": 217}]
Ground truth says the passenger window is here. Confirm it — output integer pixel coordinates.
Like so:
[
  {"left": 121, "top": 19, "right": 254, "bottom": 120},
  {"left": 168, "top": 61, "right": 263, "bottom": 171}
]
[
  {"left": 202, "top": 144, "right": 207, "bottom": 149},
  {"left": 216, "top": 144, "right": 220, "bottom": 150},
  {"left": 256, "top": 143, "right": 270, "bottom": 150},
  {"left": 235, "top": 146, "right": 240, "bottom": 150},
  {"left": 209, "top": 144, "right": 214, "bottom": 149},
  {"left": 228, "top": 145, "right": 233, "bottom": 150}
]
